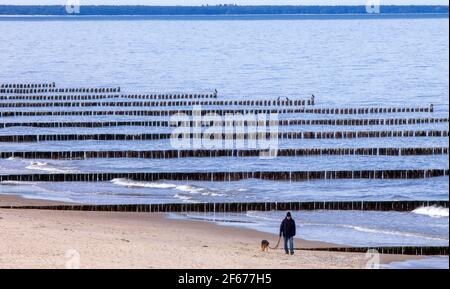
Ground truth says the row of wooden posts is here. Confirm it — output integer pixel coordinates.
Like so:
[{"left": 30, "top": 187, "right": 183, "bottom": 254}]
[
  {"left": 0, "top": 82, "right": 56, "bottom": 89},
  {"left": 0, "top": 99, "right": 315, "bottom": 108},
  {"left": 1, "top": 118, "right": 448, "bottom": 129},
  {"left": 0, "top": 200, "right": 447, "bottom": 213},
  {"left": 0, "top": 147, "right": 447, "bottom": 160},
  {"left": 0, "top": 169, "right": 448, "bottom": 182},
  {"left": 0, "top": 107, "right": 434, "bottom": 118},
  {"left": 300, "top": 246, "right": 448, "bottom": 256},
  {"left": 1, "top": 130, "right": 447, "bottom": 143},
  {"left": 0, "top": 87, "right": 220, "bottom": 99},
  {"left": 0, "top": 93, "right": 219, "bottom": 101},
  {"left": 0, "top": 87, "right": 121, "bottom": 94}
]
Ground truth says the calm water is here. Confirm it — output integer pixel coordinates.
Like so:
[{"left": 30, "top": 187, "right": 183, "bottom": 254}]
[
  {"left": 0, "top": 16, "right": 448, "bottom": 249},
  {"left": 0, "top": 17, "right": 448, "bottom": 106}
]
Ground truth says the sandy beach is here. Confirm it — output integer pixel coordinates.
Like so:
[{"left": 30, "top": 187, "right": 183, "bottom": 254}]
[{"left": 0, "top": 195, "right": 421, "bottom": 269}]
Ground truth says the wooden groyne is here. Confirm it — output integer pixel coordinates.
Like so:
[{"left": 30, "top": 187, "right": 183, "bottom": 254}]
[
  {"left": 0, "top": 82, "right": 55, "bottom": 89},
  {"left": 0, "top": 200, "right": 447, "bottom": 213},
  {"left": 0, "top": 94, "right": 121, "bottom": 101},
  {"left": 0, "top": 86, "right": 121, "bottom": 94},
  {"left": 0, "top": 106, "right": 434, "bottom": 118},
  {"left": 0, "top": 99, "right": 314, "bottom": 108},
  {"left": 300, "top": 246, "right": 449, "bottom": 256},
  {"left": 1, "top": 118, "right": 448, "bottom": 129},
  {"left": 0, "top": 93, "right": 218, "bottom": 101},
  {"left": 117, "top": 93, "right": 219, "bottom": 100},
  {"left": 0, "top": 169, "right": 448, "bottom": 182},
  {"left": 1, "top": 130, "right": 447, "bottom": 143},
  {"left": 1, "top": 147, "right": 447, "bottom": 160}
]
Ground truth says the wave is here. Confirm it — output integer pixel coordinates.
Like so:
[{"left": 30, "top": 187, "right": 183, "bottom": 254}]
[
  {"left": 25, "top": 161, "right": 78, "bottom": 173},
  {"left": 111, "top": 178, "right": 177, "bottom": 189},
  {"left": 173, "top": 193, "right": 194, "bottom": 202},
  {"left": 176, "top": 185, "right": 226, "bottom": 197},
  {"left": 295, "top": 220, "right": 449, "bottom": 242},
  {"left": 176, "top": 212, "right": 254, "bottom": 224},
  {"left": 340, "top": 224, "right": 448, "bottom": 242},
  {"left": 176, "top": 185, "right": 204, "bottom": 193},
  {"left": 412, "top": 206, "right": 449, "bottom": 218},
  {"left": 245, "top": 211, "right": 277, "bottom": 221},
  {"left": 0, "top": 180, "right": 37, "bottom": 186},
  {"left": 111, "top": 179, "right": 226, "bottom": 197}
]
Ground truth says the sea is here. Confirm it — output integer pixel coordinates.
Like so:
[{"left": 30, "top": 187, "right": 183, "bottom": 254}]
[{"left": 0, "top": 14, "right": 448, "bottom": 268}]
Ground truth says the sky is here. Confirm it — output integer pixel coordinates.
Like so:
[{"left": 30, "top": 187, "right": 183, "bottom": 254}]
[{"left": 0, "top": 0, "right": 448, "bottom": 5}]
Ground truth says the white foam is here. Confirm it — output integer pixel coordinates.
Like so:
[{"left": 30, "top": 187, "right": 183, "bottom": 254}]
[
  {"left": 110, "top": 179, "right": 226, "bottom": 198},
  {"left": 30, "top": 161, "right": 47, "bottom": 166},
  {"left": 25, "top": 161, "right": 77, "bottom": 173},
  {"left": 176, "top": 185, "right": 226, "bottom": 197},
  {"left": 176, "top": 185, "right": 204, "bottom": 194},
  {"left": 0, "top": 180, "right": 37, "bottom": 186},
  {"left": 111, "top": 178, "right": 176, "bottom": 189},
  {"left": 173, "top": 193, "right": 194, "bottom": 202},
  {"left": 341, "top": 224, "right": 448, "bottom": 242},
  {"left": 245, "top": 211, "right": 275, "bottom": 221},
  {"left": 412, "top": 206, "right": 449, "bottom": 218}
]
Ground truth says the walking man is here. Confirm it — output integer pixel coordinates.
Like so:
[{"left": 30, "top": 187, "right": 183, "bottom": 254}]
[{"left": 279, "top": 212, "right": 296, "bottom": 255}]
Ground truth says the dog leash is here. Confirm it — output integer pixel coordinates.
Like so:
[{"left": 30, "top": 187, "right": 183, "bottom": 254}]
[{"left": 269, "top": 236, "right": 281, "bottom": 249}]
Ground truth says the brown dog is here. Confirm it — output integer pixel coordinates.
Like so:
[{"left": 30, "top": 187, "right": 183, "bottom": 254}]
[{"left": 261, "top": 240, "right": 270, "bottom": 252}]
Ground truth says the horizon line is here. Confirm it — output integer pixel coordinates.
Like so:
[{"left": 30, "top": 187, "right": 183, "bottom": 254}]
[{"left": 0, "top": 4, "right": 449, "bottom": 6}]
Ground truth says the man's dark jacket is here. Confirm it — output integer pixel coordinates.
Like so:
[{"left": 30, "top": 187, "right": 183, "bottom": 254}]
[{"left": 279, "top": 218, "right": 296, "bottom": 238}]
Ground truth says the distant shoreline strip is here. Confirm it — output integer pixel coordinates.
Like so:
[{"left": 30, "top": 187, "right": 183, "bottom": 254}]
[
  {"left": 0, "top": 5, "right": 447, "bottom": 18},
  {"left": 0, "top": 130, "right": 447, "bottom": 143},
  {"left": 0, "top": 169, "right": 448, "bottom": 182},
  {"left": 1, "top": 147, "right": 448, "bottom": 160}
]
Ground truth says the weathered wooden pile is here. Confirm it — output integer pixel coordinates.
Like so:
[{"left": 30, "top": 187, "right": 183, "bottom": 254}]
[
  {"left": 0, "top": 106, "right": 436, "bottom": 118},
  {"left": 0, "top": 117, "right": 448, "bottom": 129},
  {"left": 1, "top": 200, "right": 447, "bottom": 213},
  {"left": 0, "top": 147, "right": 447, "bottom": 160},
  {"left": 0, "top": 169, "right": 448, "bottom": 182}
]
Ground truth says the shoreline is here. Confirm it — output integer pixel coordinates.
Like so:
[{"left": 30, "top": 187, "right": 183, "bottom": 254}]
[
  {"left": 0, "top": 194, "right": 425, "bottom": 269},
  {"left": 0, "top": 194, "right": 76, "bottom": 207}
]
